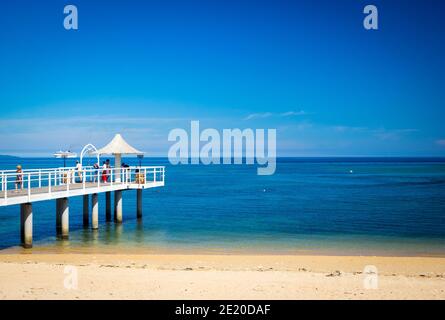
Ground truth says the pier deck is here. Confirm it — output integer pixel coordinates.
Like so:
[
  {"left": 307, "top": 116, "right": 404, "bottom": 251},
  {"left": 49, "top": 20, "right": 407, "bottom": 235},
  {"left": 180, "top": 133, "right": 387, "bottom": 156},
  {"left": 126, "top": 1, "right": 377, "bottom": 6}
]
[
  {"left": 0, "top": 166, "right": 164, "bottom": 207},
  {"left": 0, "top": 181, "right": 164, "bottom": 207}
]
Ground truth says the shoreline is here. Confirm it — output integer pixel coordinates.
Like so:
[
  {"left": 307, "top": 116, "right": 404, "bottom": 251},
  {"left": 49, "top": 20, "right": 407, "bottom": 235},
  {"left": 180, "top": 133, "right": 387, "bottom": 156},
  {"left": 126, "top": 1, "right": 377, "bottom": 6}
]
[
  {"left": 2, "top": 243, "right": 445, "bottom": 258},
  {"left": 0, "top": 252, "right": 444, "bottom": 299},
  {"left": 2, "top": 252, "right": 445, "bottom": 274}
]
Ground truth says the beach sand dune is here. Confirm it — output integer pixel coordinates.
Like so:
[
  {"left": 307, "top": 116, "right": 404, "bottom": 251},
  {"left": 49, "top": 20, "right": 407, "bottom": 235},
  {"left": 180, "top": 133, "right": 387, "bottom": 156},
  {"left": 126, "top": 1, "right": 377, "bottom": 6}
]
[{"left": 0, "top": 254, "right": 444, "bottom": 300}]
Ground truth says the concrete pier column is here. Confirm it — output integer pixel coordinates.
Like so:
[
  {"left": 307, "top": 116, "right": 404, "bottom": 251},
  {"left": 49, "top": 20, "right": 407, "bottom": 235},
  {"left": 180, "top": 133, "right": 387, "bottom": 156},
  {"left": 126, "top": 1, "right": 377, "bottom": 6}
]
[
  {"left": 83, "top": 195, "right": 89, "bottom": 227},
  {"left": 60, "top": 198, "right": 69, "bottom": 239},
  {"left": 56, "top": 199, "right": 62, "bottom": 237},
  {"left": 105, "top": 192, "right": 111, "bottom": 222},
  {"left": 115, "top": 154, "right": 122, "bottom": 183},
  {"left": 114, "top": 190, "right": 123, "bottom": 224},
  {"left": 91, "top": 193, "right": 99, "bottom": 230},
  {"left": 137, "top": 189, "right": 142, "bottom": 219},
  {"left": 20, "top": 203, "right": 33, "bottom": 248}
]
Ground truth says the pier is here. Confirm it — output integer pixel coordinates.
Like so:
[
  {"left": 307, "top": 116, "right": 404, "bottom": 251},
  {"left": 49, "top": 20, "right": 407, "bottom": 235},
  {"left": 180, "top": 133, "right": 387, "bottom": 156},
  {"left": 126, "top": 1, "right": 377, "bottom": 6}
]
[
  {"left": 0, "top": 134, "right": 165, "bottom": 248},
  {"left": 0, "top": 165, "right": 165, "bottom": 248}
]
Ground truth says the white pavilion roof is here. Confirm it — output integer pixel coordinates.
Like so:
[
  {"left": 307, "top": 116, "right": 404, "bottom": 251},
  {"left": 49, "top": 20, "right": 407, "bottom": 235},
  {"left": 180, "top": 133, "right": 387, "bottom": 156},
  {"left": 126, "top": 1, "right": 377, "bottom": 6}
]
[{"left": 96, "top": 134, "right": 143, "bottom": 155}]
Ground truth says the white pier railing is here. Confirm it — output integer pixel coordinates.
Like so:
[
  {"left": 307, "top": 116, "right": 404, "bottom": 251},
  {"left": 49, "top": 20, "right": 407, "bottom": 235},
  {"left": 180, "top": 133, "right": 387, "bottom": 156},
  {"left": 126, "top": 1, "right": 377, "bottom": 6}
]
[{"left": 0, "top": 166, "right": 165, "bottom": 206}]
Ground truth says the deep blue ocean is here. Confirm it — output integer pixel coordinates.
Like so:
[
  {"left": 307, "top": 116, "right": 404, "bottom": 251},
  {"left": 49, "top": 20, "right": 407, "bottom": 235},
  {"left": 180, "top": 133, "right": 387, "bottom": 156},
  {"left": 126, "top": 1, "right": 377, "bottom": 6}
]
[{"left": 0, "top": 157, "right": 444, "bottom": 255}]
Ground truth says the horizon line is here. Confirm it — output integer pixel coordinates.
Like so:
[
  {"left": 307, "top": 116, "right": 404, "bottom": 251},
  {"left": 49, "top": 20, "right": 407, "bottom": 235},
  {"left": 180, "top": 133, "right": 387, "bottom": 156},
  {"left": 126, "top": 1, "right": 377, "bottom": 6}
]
[{"left": 2, "top": 155, "right": 445, "bottom": 159}]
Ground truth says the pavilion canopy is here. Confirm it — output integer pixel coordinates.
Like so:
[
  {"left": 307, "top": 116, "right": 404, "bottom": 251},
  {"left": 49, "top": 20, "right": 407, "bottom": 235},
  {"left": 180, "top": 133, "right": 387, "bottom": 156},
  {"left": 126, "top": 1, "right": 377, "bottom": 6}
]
[{"left": 95, "top": 134, "right": 143, "bottom": 155}]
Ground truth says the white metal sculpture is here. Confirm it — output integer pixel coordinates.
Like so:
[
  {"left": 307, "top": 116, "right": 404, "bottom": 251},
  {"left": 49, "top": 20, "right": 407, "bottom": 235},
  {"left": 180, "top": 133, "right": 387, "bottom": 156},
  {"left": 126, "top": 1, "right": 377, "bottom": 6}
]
[{"left": 80, "top": 144, "right": 100, "bottom": 167}]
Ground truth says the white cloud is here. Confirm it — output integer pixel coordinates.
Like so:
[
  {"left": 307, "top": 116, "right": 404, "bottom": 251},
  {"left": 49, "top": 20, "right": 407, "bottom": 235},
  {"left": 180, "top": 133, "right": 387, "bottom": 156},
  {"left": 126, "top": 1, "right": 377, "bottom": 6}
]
[
  {"left": 244, "top": 110, "right": 307, "bottom": 120},
  {"left": 244, "top": 112, "right": 273, "bottom": 120},
  {"left": 0, "top": 115, "right": 189, "bottom": 156},
  {"left": 372, "top": 128, "right": 419, "bottom": 141},
  {"left": 331, "top": 125, "right": 367, "bottom": 133},
  {"left": 280, "top": 110, "right": 307, "bottom": 117}
]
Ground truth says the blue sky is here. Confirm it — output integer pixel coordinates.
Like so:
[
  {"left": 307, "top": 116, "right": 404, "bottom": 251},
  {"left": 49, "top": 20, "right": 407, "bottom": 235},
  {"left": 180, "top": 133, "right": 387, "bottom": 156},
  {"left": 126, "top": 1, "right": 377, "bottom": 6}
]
[{"left": 0, "top": 0, "right": 444, "bottom": 156}]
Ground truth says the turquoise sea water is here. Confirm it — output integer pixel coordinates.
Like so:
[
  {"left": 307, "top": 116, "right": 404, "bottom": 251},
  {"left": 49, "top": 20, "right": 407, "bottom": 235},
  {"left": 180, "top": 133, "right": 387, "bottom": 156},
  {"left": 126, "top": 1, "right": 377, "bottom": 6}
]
[{"left": 0, "top": 157, "right": 444, "bottom": 256}]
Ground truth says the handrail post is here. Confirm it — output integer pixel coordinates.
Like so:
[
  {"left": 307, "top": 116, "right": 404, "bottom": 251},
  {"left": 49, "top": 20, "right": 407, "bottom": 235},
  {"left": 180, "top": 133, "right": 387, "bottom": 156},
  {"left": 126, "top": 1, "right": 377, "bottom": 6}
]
[
  {"left": 110, "top": 169, "right": 113, "bottom": 186},
  {"left": 48, "top": 172, "right": 52, "bottom": 194},
  {"left": 27, "top": 173, "right": 31, "bottom": 201},
  {"left": 4, "top": 174, "right": 7, "bottom": 201},
  {"left": 67, "top": 173, "right": 70, "bottom": 194},
  {"left": 145, "top": 168, "right": 147, "bottom": 183},
  {"left": 153, "top": 168, "right": 156, "bottom": 182},
  {"left": 38, "top": 170, "right": 41, "bottom": 188},
  {"left": 83, "top": 170, "right": 86, "bottom": 191}
]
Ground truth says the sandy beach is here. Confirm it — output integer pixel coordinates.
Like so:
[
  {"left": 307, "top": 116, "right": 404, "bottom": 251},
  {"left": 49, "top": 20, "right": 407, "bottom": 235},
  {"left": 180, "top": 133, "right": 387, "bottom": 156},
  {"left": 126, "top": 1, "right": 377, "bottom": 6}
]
[{"left": 0, "top": 253, "right": 444, "bottom": 300}]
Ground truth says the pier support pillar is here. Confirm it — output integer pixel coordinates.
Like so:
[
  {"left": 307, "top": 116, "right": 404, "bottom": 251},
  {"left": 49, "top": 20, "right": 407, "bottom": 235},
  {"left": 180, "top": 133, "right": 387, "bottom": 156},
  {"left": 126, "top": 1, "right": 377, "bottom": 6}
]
[
  {"left": 20, "top": 203, "right": 33, "bottom": 249},
  {"left": 83, "top": 195, "right": 89, "bottom": 227},
  {"left": 91, "top": 193, "right": 99, "bottom": 230},
  {"left": 114, "top": 190, "right": 123, "bottom": 224},
  {"left": 115, "top": 154, "right": 122, "bottom": 183},
  {"left": 60, "top": 198, "right": 69, "bottom": 240},
  {"left": 105, "top": 192, "right": 111, "bottom": 222},
  {"left": 56, "top": 199, "right": 62, "bottom": 237},
  {"left": 137, "top": 189, "right": 142, "bottom": 219}
]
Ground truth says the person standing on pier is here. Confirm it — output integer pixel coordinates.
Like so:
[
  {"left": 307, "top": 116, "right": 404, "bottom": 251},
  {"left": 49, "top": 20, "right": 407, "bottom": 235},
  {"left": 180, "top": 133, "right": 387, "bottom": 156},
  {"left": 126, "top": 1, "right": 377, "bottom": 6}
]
[
  {"left": 122, "top": 162, "right": 130, "bottom": 182},
  {"left": 93, "top": 162, "right": 100, "bottom": 182},
  {"left": 105, "top": 159, "right": 111, "bottom": 182},
  {"left": 75, "top": 161, "right": 83, "bottom": 183},
  {"left": 15, "top": 165, "right": 23, "bottom": 191},
  {"left": 101, "top": 161, "right": 108, "bottom": 183}
]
